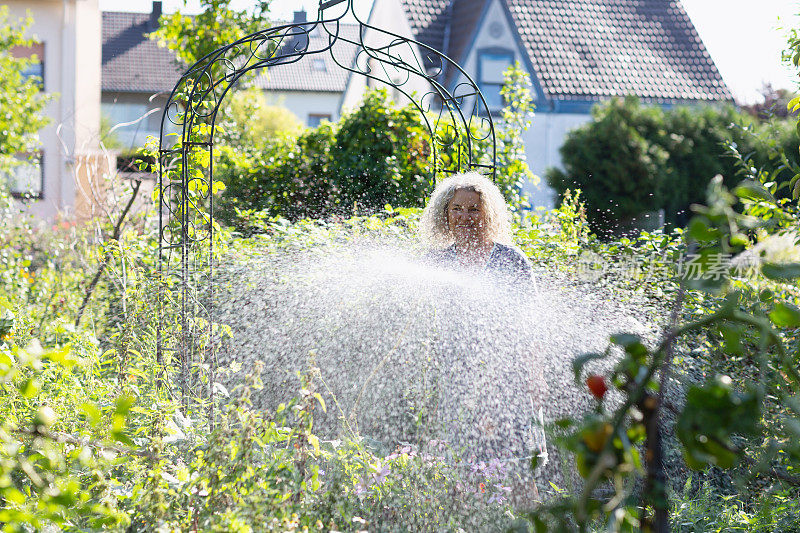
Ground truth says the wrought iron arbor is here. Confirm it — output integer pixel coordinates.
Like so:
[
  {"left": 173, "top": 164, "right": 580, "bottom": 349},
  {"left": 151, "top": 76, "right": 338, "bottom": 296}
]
[{"left": 157, "top": 0, "right": 498, "bottom": 404}]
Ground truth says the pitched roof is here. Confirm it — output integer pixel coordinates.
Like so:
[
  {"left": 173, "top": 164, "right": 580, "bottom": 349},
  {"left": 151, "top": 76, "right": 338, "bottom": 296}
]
[
  {"left": 102, "top": 13, "right": 360, "bottom": 94},
  {"left": 399, "top": 0, "right": 732, "bottom": 102},
  {"left": 398, "top": 0, "right": 452, "bottom": 55},
  {"left": 254, "top": 23, "right": 361, "bottom": 92},
  {"left": 102, "top": 11, "right": 183, "bottom": 93},
  {"left": 445, "top": 0, "right": 487, "bottom": 68}
]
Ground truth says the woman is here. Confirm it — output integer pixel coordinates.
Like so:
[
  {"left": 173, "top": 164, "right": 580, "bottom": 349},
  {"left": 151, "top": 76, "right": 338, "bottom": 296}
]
[
  {"left": 420, "top": 171, "right": 532, "bottom": 281},
  {"left": 418, "top": 172, "right": 545, "bottom": 500}
]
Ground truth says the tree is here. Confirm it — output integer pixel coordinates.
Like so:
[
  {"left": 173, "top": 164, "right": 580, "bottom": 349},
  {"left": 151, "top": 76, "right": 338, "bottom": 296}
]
[
  {"left": 217, "top": 87, "right": 303, "bottom": 149},
  {"left": 0, "top": 7, "right": 50, "bottom": 179},
  {"left": 546, "top": 96, "right": 669, "bottom": 233},
  {"left": 150, "top": 0, "right": 272, "bottom": 70},
  {"left": 741, "top": 83, "right": 798, "bottom": 120},
  {"left": 545, "top": 96, "right": 794, "bottom": 231}
]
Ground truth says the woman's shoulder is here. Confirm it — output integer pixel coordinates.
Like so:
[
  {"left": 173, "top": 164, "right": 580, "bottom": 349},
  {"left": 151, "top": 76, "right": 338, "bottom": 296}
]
[
  {"left": 492, "top": 242, "right": 531, "bottom": 264},
  {"left": 488, "top": 242, "right": 532, "bottom": 278},
  {"left": 422, "top": 244, "right": 457, "bottom": 264}
]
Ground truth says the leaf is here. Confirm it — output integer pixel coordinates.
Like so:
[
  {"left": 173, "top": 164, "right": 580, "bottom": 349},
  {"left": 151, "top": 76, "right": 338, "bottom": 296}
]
[
  {"left": 111, "top": 430, "right": 134, "bottom": 446},
  {"left": 313, "top": 392, "right": 326, "bottom": 413},
  {"left": 18, "top": 377, "right": 40, "bottom": 398},
  {"left": 719, "top": 324, "right": 744, "bottom": 355},
  {"left": 43, "top": 344, "right": 78, "bottom": 368},
  {"left": 81, "top": 402, "right": 102, "bottom": 427},
  {"left": 212, "top": 180, "right": 226, "bottom": 194},
  {"left": 610, "top": 333, "right": 641, "bottom": 348},
  {"left": 114, "top": 395, "right": 135, "bottom": 416},
  {"left": 734, "top": 180, "right": 776, "bottom": 203},
  {"left": 687, "top": 217, "right": 717, "bottom": 242},
  {"left": 677, "top": 377, "right": 760, "bottom": 470},
  {"left": 761, "top": 262, "right": 800, "bottom": 280},
  {"left": 308, "top": 434, "right": 320, "bottom": 454},
  {"left": 571, "top": 352, "right": 606, "bottom": 381},
  {"left": 769, "top": 303, "right": 800, "bottom": 327},
  {"left": 33, "top": 406, "right": 56, "bottom": 427}
]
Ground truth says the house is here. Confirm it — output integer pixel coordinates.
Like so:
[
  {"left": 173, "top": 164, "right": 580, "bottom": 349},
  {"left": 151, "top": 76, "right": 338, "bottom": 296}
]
[
  {"left": 2, "top": 0, "right": 103, "bottom": 220},
  {"left": 12, "top": 0, "right": 729, "bottom": 219},
  {"left": 381, "top": 0, "right": 733, "bottom": 207},
  {"left": 101, "top": 5, "right": 361, "bottom": 150},
  {"left": 102, "top": 0, "right": 731, "bottom": 209},
  {"left": 101, "top": 2, "right": 179, "bottom": 150}
]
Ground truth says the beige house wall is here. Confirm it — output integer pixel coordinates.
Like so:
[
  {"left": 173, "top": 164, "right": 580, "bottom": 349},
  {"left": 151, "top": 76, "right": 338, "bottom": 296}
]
[{"left": 3, "top": 0, "right": 101, "bottom": 221}]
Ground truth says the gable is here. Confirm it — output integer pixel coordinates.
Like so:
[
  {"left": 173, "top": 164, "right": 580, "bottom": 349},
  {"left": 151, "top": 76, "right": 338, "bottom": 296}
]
[
  {"left": 397, "top": 0, "right": 732, "bottom": 103},
  {"left": 448, "top": 0, "right": 536, "bottom": 108}
]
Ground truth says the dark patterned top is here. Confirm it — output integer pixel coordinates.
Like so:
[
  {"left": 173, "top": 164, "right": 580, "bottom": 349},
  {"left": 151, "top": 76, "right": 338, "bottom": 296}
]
[{"left": 425, "top": 242, "right": 532, "bottom": 282}]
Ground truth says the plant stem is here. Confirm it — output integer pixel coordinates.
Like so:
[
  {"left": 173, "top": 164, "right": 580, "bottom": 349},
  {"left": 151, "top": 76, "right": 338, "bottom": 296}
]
[{"left": 75, "top": 179, "right": 142, "bottom": 327}]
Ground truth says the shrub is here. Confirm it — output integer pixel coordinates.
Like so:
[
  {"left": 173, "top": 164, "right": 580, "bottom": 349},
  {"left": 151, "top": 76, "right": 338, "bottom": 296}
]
[
  {"left": 216, "top": 88, "right": 445, "bottom": 224},
  {"left": 217, "top": 87, "right": 303, "bottom": 149},
  {"left": 546, "top": 96, "right": 669, "bottom": 232},
  {"left": 546, "top": 96, "right": 800, "bottom": 232},
  {"left": 216, "top": 65, "right": 537, "bottom": 227}
]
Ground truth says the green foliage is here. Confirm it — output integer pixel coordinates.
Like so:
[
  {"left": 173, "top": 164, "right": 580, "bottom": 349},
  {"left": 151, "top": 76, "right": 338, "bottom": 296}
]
[
  {"left": 0, "top": 186, "right": 526, "bottom": 529},
  {"left": 7, "top": 5, "right": 800, "bottom": 527},
  {"left": 217, "top": 64, "right": 537, "bottom": 227},
  {"left": 216, "top": 88, "right": 435, "bottom": 223},
  {"left": 497, "top": 62, "right": 537, "bottom": 212},
  {"left": 677, "top": 376, "right": 760, "bottom": 470},
  {"left": 546, "top": 96, "right": 800, "bottom": 232},
  {"left": 150, "top": 0, "right": 271, "bottom": 71},
  {"left": 217, "top": 87, "right": 303, "bottom": 149},
  {"left": 524, "top": 81, "right": 800, "bottom": 532},
  {"left": 546, "top": 96, "right": 670, "bottom": 232},
  {"left": 0, "top": 7, "right": 50, "bottom": 177}
]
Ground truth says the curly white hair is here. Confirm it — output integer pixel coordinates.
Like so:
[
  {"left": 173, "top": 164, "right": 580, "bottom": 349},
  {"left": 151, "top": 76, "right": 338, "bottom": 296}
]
[{"left": 419, "top": 172, "right": 512, "bottom": 246}]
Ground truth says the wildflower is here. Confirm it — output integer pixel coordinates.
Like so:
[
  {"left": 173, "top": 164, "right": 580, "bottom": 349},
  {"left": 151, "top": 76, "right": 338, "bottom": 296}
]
[
  {"left": 471, "top": 460, "right": 486, "bottom": 473},
  {"left": 479, "top": 482, "right": 485, "bottom": 493},
  {"left": 354, "top": 478, "right": 369, "bottom": 496},
  {"left": 370, "top": 460, "right": 390, "bottom": 485}
]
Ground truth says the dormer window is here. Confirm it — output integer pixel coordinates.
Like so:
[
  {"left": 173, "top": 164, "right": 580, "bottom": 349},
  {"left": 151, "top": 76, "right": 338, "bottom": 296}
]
[
  {"left": 312, "top": 57, "right": 327, "bottom": 71},
  {"left": 478, "top": 49, "right": 514, "bottom": 112}
]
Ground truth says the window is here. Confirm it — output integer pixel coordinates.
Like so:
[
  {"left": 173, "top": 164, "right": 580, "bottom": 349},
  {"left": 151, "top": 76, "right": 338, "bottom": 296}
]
[
  {"left": 4, "top": 152, "right": 44, "bottom": 199},
  {"left": 13, "top": 42, "right": 44, "bottom": 90},
  {"left": 6, "top": 43, "right": 45, "bottom": 199},
  {"left": 308, "top": 113, "right": 331, "bottom": 127},
  {"left": 478, "top": 49, "right": 514, "bottom": 112},
  {"left": 101, "top": 101, "right": 165, "bottom": 148}
]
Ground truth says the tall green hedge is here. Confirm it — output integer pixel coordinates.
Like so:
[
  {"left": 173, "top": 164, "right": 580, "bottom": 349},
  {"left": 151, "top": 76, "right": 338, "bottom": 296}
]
[
  {"left": 546, "top": 96, "right": 799, "bottom": 232},
  {"left": 216, "top": 65, "right": 537, "bottom": 226},
  {"left": 215, "top": 89, "right": 432, "bottom": 223}
]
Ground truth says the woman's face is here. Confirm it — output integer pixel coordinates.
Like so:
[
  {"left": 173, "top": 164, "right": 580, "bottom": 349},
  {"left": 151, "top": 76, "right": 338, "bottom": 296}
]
[{"left": 446, "top": 188, "right": 487, "bottom": 245}]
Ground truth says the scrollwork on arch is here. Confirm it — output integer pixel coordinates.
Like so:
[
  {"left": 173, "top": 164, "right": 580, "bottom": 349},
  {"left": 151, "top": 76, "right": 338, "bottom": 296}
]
[{"left": 156, "top": 0, "right": 497, "bottom": 403}]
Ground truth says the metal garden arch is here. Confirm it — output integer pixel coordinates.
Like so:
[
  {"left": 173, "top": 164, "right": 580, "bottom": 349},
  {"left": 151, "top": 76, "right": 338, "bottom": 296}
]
[{"left": 157, "top": 0, "right": 498, "bottom": 405}]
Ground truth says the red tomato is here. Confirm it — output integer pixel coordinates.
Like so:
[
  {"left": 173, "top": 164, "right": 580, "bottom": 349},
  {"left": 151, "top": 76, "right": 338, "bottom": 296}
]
[{"left": 586, "top": 374, "right": 608, "bottom": 400}]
